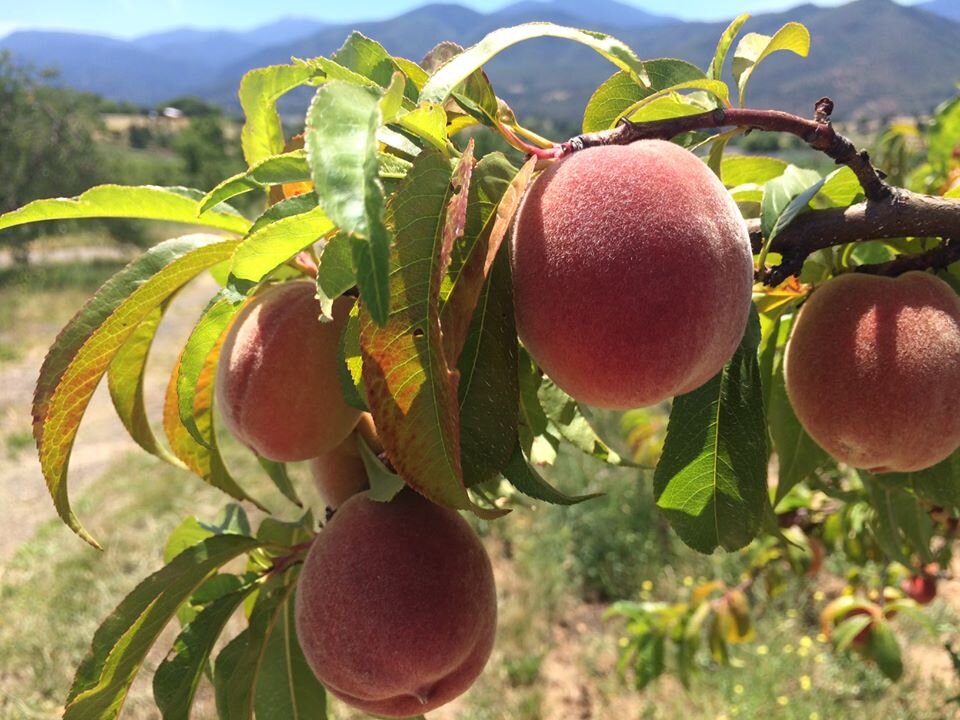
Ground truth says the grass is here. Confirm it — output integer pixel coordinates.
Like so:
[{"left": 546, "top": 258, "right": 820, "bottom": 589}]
[{"left": 0, "top": 444, "right": 305, "bottom": 719}]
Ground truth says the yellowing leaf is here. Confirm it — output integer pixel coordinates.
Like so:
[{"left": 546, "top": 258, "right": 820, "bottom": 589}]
[
  {"left": 732, "top": 23, "right": 810, "bottom": 106},
  {"left": 33, "top": 235, "right": 239, "bottom": 547}
]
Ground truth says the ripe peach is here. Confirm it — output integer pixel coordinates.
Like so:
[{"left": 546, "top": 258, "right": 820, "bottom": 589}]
[
  {"left": 295, "top": 490, "right": 497, "bottom": 718},
  {"left": 309, "top": 412, "right": 379, "bottom": 509},
  {"left": 901, "top": 574, "right": 937, "bottom": 605},
  {"left": 215, "top": 281, "right": 360, "bottom": 462},
  {"left": 784, "top": 271, "right": 960, "bottom": 472},
  {"left": 308, "top": 431, "right": 369, "bottom": 510},
  {"left": 510, "top": 140, "right": 754, "bottom": 409}
]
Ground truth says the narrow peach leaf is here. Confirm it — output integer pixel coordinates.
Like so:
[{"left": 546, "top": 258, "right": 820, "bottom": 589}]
[
  {"left": 106, "top": 302, "right": 183, "bottom": 467},
  {"left": 33, "top": 234, "right": 240, "bottom": 547},
  {"left": 0, "top": 185, "right": 250, "bottom": 235},
  {"left": 64, "top": 534, "right": 261, "bottom": 720},
  {"left": 442, "top": 153, "right": 534, "bottom": 364}
]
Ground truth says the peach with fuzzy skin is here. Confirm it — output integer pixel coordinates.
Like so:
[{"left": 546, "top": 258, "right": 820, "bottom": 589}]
[
  {"left": 295, "top": 490, "right": 497, "bottom": 718},
  {"left": 511, "top": 140, "right": 754, "bottom": 409},
  {"left": 785, "top": 271, "right": 960, "bottom": 473},
  {"left": 215, "top": 282, "right": 360, "bottom": 462},
  {"left": 309, "top": 422, "right": 373, "bottom": 509}
]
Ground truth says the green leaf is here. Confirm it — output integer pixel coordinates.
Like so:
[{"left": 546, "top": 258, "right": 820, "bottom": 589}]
[
  {"left": 442, "top": 154, "right": 533, "bottom": 363},
  {"left": 63, "top": 534, "right": 261, "bottom": 720},
  {"left": 583, "top": 59, "right": 707, "bottom": 134},
  {"left": 833, "top": 612, "right": 872, "bottom": 651},
  {"left": 396, "top": 102, "right": 449, "bottom": 152},
  {"left": 316, "top": 234, "right": 356, "bottom": 321},
  {"left": 622, "top": 79, "right": 728, "bottom": 124},
  {"left": 0, "top": 185, "right": 249, "bottom": 236},
  {"left": 358, "top": 436, "right": 407, "bottom": 502},
  {"left": 628, "top": 94, "right": 715, "bottom": 124},
  {"left": 337, "top": 304, "right": 368, "bottom": 411},
  {"left": 867, "top": 621, "right": 903, "bottom": 681},
  {"left": 33, "top": 235, "right": 239, "bottom": 547},
  {"left": 457, "top": 249, "right": 519, "bottom": 487},
  {"left": 760, "top": 165, "right": 822, "bottom": 239},
  {"left": 177, "top": 288, "right": 246, "bottom": 446},
  {"left": 379, "top": 71, "right": 407, "bottom": 123},
  {"left": 200, "top": 151, "right": 309, "bottom": 214},
  {"left": 538, "top": 378, "right": 631, "bottom": 467},
  {"left": 239, "top": 63, "right": 319, "bottom": 166},
  {"left": 720, "top": 155, "right": 787, "bottom": 188},
  {"left": 333, "top": 31, "right": 402, "bottom": 89},
  {"left": 154, "top": 579, "right": 260, "bottom": 720},
  {"left": 904, "top": 452, "right": 960, "bottom": 513},
  {"left": 215, "top": 572, "right": 297, "bottom": 720},
  {"left": 517, "top": 347, "right": 555, "bottom": 465},
  {"left": 708, "top": 14, "right": 750, "bottom": 81},
  {"left": 254, "top": 588, "right": 327, "bottom": 720},
  {"left": 248, "top": 193, "right": 319, "bottom": 235},
  {"left": 305, "top": 80, "right": 392, "bottom": 326},
  {"left": 862, "top": 477, "right": 934, "bottom": 564},
  {"left": 654, "top": 308, "right": 768, "bottom": 553},
  {"left": 732, "top": 23, "right": 810, "bottom": 106},
  {"left": 769, "top": 354, "right": 831, "bottom": 505},
  {"left": 814, "top": 166, "right": 863, "bottom": 208},
  {"left": 502, "top": 441, "right": 600, "bottom": 506},
  {"left": 229, "top": 205, "right": 336, "bottom": 288},
  {"left": 164, "top": 341, "right": 263, "bottom": 510},
  {"left": 257, "top": 457, "right": 302, "bottom": 508},
  {"left": 359, "top": 149, "right": 502, "bottom": 518},
  {"left": 107, "top": 302, "right": 181, "bottom": 466},
  {"left": 421, "top": 22, "right": 649, "bottom": 106}
]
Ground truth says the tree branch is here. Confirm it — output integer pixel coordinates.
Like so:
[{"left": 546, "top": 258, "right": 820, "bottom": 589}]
[
  {"left": 747, "top": 190, "right": 960, "bottom": 284},
  {"left": 559, "top": 100, "right": 892, "bottom": 202}
]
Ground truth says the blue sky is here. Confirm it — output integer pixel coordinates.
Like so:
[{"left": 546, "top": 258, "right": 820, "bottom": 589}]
[{"left": 0, "top": 0, "right": 923, "bottom": 39}]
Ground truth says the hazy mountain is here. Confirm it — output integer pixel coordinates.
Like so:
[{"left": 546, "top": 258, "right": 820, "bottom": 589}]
[
  {"left": 0, "top": 31, "right": 199, "bottom": 105},
  {"left": 918, "top": 0, "right": 960, "bottom": 23},
  {"left": 506, "top": 0, "right": 673, "bottom": 27},
  {"left": 132, "top": 29, "right": 264, "bottom": 67},
  {"left": 2, "top": 0, "right": 959, "bottom": 123}
]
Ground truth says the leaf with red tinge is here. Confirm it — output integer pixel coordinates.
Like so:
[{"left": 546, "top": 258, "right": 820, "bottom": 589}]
[
  {"left": 442, "top": 154, "right": 535, "bottom": 364},
  {"left": 33, "top": 234, "right": 239, "bottom": 548},
  {"left": 107, "top": 302, "right": 182, "bottom": 467},
  {"left": 360, "top": 149, "right": 505, "bottom": 518}
]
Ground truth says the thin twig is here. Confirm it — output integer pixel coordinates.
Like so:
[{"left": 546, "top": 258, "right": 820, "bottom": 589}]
[{"left": 557, "top": 99, "right": 891, "bottom": 202}]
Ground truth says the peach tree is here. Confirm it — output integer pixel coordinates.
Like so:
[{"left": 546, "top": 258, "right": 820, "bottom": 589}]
[{"left": 4, "top": 12, "right": 960, "bottom": 718}]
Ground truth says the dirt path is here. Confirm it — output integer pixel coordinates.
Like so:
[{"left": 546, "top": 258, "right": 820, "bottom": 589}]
[{"left": 0, "top": 272, "right": 218, "bottom": 562}]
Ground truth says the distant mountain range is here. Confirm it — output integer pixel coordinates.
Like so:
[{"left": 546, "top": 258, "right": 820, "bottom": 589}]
[{"left": 2, "top": 0, "right": 959, "bottom": 124}]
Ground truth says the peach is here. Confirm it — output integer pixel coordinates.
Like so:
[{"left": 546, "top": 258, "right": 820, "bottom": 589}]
[
  {"left": 295, "top": 490, "right": 497, "bottom": 718},
  {"left": 784, "top": 271, "right": 960, "bottom": 472},
  {"left": 309, "top": 413, "right": 380, "bottom": 509},
  {"left": 215, "top": 281, "right": 360, "bottom": 462},
  {"left": 510, "top": 140, "right": 754, "bottom": 409},
  {"left": 900, "top": 574, "right": 937, "bottom": 605}
]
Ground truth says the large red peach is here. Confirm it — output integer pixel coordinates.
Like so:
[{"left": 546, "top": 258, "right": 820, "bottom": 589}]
[
  {"left": 295, "top": 490, "right": 497, "bottom": 718},
  {"left": 784, "top": 271, "right": 960, "bottom": 473},
  {"left": 215, "top": 281, "right": 360, "bottom": 462},
  {"left": 510, "top": 140, "right": 754, "bottom": 409}
]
